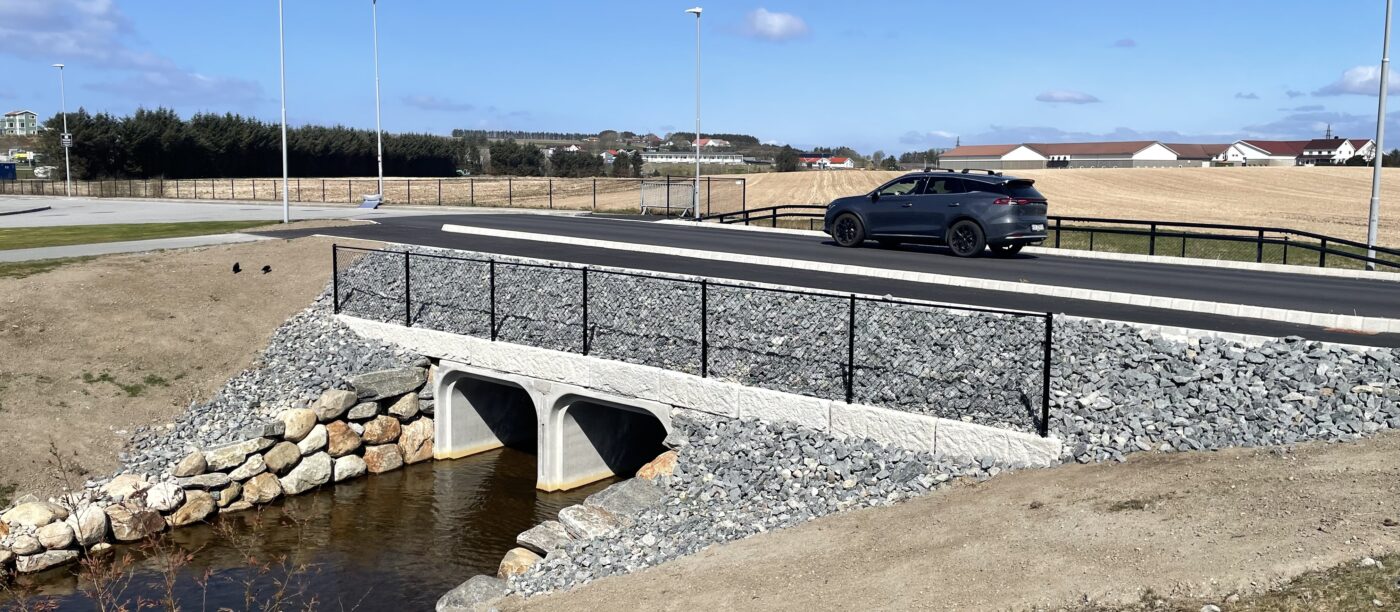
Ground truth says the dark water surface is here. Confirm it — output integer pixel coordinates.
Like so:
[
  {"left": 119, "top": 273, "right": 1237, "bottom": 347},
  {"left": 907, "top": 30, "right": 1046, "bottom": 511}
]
[{"left": 7, "top": 448, "right": 607, "bottom": 611}]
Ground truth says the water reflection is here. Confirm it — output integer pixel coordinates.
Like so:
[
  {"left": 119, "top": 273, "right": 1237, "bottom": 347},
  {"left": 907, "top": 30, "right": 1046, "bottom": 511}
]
[{"left": 6, "top": 447, "right": 608, "bottom": 611}]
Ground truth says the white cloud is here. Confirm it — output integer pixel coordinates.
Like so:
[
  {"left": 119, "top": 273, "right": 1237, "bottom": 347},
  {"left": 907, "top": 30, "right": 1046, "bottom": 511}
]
[
  {"left": 743, "top": 8, "right": 809, "bottom": 42},
  {"left": 402, "top": 95, "right": 474, "bottom": 112},
  {"left": 1314, "top": 65, "right": 1400, "bottom": 96},
  {"left": 1034, "top": 90, "right": 1101, "bottom": 104},
  {"left": 1285, "top": 89, "right": 1305, "bottom": 98},
  {"left": 899, "top": 130, "right": 957, "bottom": 146},
  {"left": 0, "top": 0, "right": 262, "bottom": 110},
  {"left": 1234, "top": 92, "right": 1259, "bottom": 100}
]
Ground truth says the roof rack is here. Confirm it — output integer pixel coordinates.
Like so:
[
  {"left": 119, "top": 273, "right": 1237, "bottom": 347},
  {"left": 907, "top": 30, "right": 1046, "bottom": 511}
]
[
  {"left": 959, "top": 168, "right": 1003, "bottom": 176},
  {"left": 921, "top": 167, "right": 956, "bottom": 173}
]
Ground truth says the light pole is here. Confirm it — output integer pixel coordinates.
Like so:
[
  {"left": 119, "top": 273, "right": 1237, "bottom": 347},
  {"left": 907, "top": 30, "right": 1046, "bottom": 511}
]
[
  {"left": 277, "top": 0, "right": 290, "bottom": 223},
  {"left": 686, "top": 7, "right": 702, "bottom": 220},
  {"left": 51, "top": 64, "right": 71, "bottom": 198},
  {"left": 1367, "top": 0, "right": 1393, "bottom": 271},
  {"left": 372, "top": 0, "right": 385, "bottom": 198}
]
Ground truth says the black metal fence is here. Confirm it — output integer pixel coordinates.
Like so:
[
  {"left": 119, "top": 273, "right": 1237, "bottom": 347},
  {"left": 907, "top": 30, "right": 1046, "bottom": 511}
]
[
  {"left": 0, "top": 175, "right": 747, "bottom": 216},
  {"left": 704, "top": 205, "right": 1400, "bottom": 270},
  {"left": 331, "top": 244, "right": 1054, "bottom": 436}
]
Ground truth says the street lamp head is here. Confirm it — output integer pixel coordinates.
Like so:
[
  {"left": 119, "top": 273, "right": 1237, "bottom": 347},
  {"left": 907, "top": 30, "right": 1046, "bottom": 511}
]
[
  {"left": 685, "top": 7, "right": 702, "bottom": 16},
  {"left": 51, "top": 63, "right": 64, "bottom": 69}
]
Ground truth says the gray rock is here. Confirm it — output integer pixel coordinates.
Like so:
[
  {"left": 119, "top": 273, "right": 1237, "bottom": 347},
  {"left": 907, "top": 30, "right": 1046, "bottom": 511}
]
[
  {"left": 1, "top": 502, "right": 69, "bottom": 529},
  {"left": 0, "top": 549, "right": 12, "bottom": 569},
  {"left": 217, "top": 482, "right": 243, "bottom": 508},
  {"left": 243, "top": 473, "right": 283, "bottom": 505},
  {"left": 105, "top": 503, "right": 164, "bottom": 542},
  {"left": 16, "top": 549, "right": 79, "bottom": 573},
  {"left": 347, "top": 401, "right": 380, "bottom": 421},
  {"left": 399, "top": 417, "right": 434, "bottom": 464},
  {"left": 36, "top": 522, "right": 74, "bottom": 550},
  {"left": 583, "top": 478, "right": 664, "bottom": 526},
  {"left": 333, "top": 455, "right": 368, "bottom": 482},
  {"left": 228, "top": 454, "right": 268, "bottom": 481},
  {"left": 100, "top": 474, "right": 149, "bottom": 501},
  {"left": 557, "top": 504, "right": 618, "bottom": 540},
  {"left": 281, "top": 409, "right": 318, "bottom": 443},
  {"left": 145, "top": 482, "right": 185, "bottom": 513},
  {"left": 170, "top": 491, "right": 216, "bottom": 527},
  {"left": 177, "top": 473, "right": 232, "bottom": 490},
  {"left": 516, "top": 520, "right": 571, "bottom": 556},
  {"left": 349, "top": 367, "right": 427, "bottom": 401},
  {"left": 279, "top": 452, "right": 332, "bottom": 495},
  {"left": 235, "top": 421, "right": 286, "bottom": 440},
  {"left": 172, "top": 451, "right": 207, "bottom": 478},
  {"left": 436, "top": 575, "right": 507, "bottom": 612},
  {"left": 10, "top": 535, "right": 41, "bottom": 555},
  {"left": 264, "top": 441, "right": 302, "bottom": 476},
  {"left": 312, "top": 389, "right": 359, "bottom": 422},
  {"left": 297, "top": 423, "right": 328, "bottom": 455},
  {"left": 68, "top": 505, "right": 109, "bottom": 547},
  {"left": 204, "top": 438, "right": 275, "bottom": 472},
  {"left": 387, "top": 394, "right": 420, "bottom": 421}
]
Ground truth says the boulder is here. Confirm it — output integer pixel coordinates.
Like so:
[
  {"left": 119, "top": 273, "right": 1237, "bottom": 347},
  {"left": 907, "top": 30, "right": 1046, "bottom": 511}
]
[
  {"left": 177, "top": 473, "right": 232, "bottom": 490},
  {"left": 16, "top": 549, "right": 79, "bottom": 573},
  {"left": 326, "top": 421, "right": 363, "bottom": 458},
  {"left": 496, "top": 547, "right": 543, "bottom": 579},
  {"left": 516, "top": 520, "right": 571, "bottom": 556},
  {"left": 387, "top": 394, "right": 420, "bottom": 421},
  {"left": 223, "top": 501, "right": 254, "bottom": 514},
  {"left": 0, "top": 549, "right": 11, "bottom": 570},
  {"left": 333, "top": 455, "right": 368, "bottom": 482},
  {"left": 281, "top": 409, "right": 318, "bottom": 442},
  {"left": 363, "top": 444, "right": 404, "bottom": 474},
  {"left": 146, "top": 482, "right": 185, "bottom": 513},
  {"left": 584, "top": 479, "right": 664, "bottom": 525},
  {"left": 169, "top": 491, "right": 216, "bottom": 527},
  {"left": 242, "top": 473, "right": 283, "bottom": 505},
  {"left": 2, "top": 501, "right": 69, "bottom": 529},
  {"left": 10, "top": 535, "right": 42, "bottom": 555},
  {"left": 297, "top": 424, "right": 328, "bottom": 456},
  {"left": 420, "top": 399, "right": 435, "bottom": 416},
  {"left": 36, "top": 521, "right": 75, "bottom": 550},
  {"left": 557, "top": 504, "right": 617, "bottom": 540},
  {"left": 68, "top": 505, "right": 109, "bottom": 547},
  {"left": 105, "top": 503, "right": 164, "bottom": 542},
  {"left": 172, "top": 451, "right": 208, "bottom": 478},
  {"left": 228, "top": 454, "right": 267, "bottom": 481},
  {"left": 399, "top": 417, "right": 434, "bottom": 464},
  {"left": 312, "top": 389, "right": 358, "bottom": 422},
  {"left": 347, "top": 401, "right": 379, "bottom": 421},
  {"left": 636, "top": 450, "right": 679, "bottom": 481},
  {"left": 362, "top": 415, "right": 402, "bottom": 445},
  {"left": 203, "top": 438, "right": 275, "bottom": 472},
  {"left": 436, "top": 575, "right": 508, "bottom": 612},
  {"left": 217, "top": 482, "right": 242, "bottom": 508},
  {"left": 235, "top": 421, "right": 285, "bottom": 440},
  {"left": 264, "top": 441, "right": 302, "bottom": 476},
  {"left": 348, "top": 367, "right": 426, "bottom": 401},
  {"left": 279, "top": 452, "right": 332, "bottom": 496}
]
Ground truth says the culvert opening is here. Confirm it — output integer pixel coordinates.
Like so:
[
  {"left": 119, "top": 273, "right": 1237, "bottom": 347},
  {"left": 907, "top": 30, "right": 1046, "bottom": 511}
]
[
  {"left": 447, "top": 377, "right": 538, "bottom": 457},
  {"left": 560, "top": 399, "right": 668, "bottom": 484}
]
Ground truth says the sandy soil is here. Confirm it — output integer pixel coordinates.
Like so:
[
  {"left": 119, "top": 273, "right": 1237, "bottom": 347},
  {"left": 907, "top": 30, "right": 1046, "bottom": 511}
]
[
  {"left": 0, "top": 235, "right": 380, "bottom": 498},
  {"left": 502, "top": 431, "right": 1400, "bottom": 612}
]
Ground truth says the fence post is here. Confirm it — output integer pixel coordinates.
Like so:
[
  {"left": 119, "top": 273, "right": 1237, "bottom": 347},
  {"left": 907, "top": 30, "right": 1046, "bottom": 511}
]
[
  {"left": 407, "top": 179, "right": 412, "bottom": 205},
  {"left": 706, "top": 177, "right": 712, "bottom": 217},
  {"left": 332, "top": 245, "right": 341, "bottom": 314},
  {"left": 437, "top": 179, "right": 442, "bottom": 206},
  {"left": 845, "top": 295, "right": 856, "bottom": 405},
  {"left": 581, "top": 268, "right": 589, "bottom": 355},
  {"left": 592, "top": 178, "right": 597, "bottom": 211},
  {"left": 1181, "top": 234, "right": 1187, "bottom": 258},
  {"left": 1040, "top": 313, "right": 1053, "bottom": 438},
  {"left": 128, "top": 179, "right": 132, "bottom": 196},
  {"left": 1054, "top": 218, "right": 1062, "bottom": 248},
  {"left": 488, "top": 260, "right": 497, "bottom": 341},
  {"left": 548, "top": 178, "right": 553, "bottom": 209},
  {"left": 251, "top": 179, "right": 255, "bottom": 200},
  {"left": 1319, "top": 238, "right": 1328, "bottom": 267},
  {"left": 1088, "top": 230, "right": 1095, "bottom": 252},
  {"left": 665, "top": 175, "right": 671, "bottom": 214},
  {"left": 700, "top": 279, "right": 709, "bottom": 378},
  {"left": 1256, "top": 229, "right": 1264, "bottom": 263},
  {"left": 403, "top": 252, "right": 412, "bottom": 327},
  {"left": 771, "top": 207, "right": 777, "bottom": 228},
  {"left": 741, "top": 178, "right": 747, "bottom": 215},
  {"left": 1148, "top": 223, "right": 1156, "bottom": 256},
  {"left": 508, "top": 177, "right": 512, "bottom": 207},
  {"left": 1282, "top": 237, "right": 1289, "bottom": 266},
  {"left": 470, "top": 178, "right": 476, "bottom": 206},
  {"left": 321, "top": 179, "right": 326, "bottom": 203}
]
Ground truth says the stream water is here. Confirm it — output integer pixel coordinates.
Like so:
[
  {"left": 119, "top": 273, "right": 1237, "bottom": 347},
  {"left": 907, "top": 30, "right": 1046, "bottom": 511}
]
[{"left": 5, "top": 448, "right": 607, "bottom": 611}]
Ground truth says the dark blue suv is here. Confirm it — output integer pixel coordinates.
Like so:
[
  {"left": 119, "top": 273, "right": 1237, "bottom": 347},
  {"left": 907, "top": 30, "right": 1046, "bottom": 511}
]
[{"left": 822, "top": 170, "right": 1048, "bottom": 257}]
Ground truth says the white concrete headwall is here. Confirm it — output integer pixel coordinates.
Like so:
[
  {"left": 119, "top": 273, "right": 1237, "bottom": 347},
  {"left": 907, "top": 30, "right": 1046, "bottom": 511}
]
[{"left": 340, "top": 315, "right": 1063, "bottom": 470}]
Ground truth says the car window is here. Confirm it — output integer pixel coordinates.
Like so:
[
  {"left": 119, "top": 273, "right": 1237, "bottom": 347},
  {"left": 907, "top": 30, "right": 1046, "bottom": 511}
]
[
  {"left": 877, "top": 177, "right": 923, "bottom": 197},
  {"left": 997, "top": 179, "right": 1044, "bottom": 199},
  {"left": 922, "top": 177, "right": 967, "bottom": 195}
]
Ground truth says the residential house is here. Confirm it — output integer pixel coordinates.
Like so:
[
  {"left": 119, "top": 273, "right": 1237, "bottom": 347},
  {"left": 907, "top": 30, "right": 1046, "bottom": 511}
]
[
  {"left": 1232, "top": 140, "right": 1309, "bottom": 166},
  {"left": 639, "top": 151, "right": 746, "bottom": 165},
  {"left": 938, "top": 144, "right": 1048, "bottom": 170},
  {"left": 1298, "top": 138, "right": 1375, "bottom": 165},
  {"left": 3, "top": 110, "right": 39, "bottom": 136},
  {"left": 696, "top": 138, "right": 731, "bottom": 148}
]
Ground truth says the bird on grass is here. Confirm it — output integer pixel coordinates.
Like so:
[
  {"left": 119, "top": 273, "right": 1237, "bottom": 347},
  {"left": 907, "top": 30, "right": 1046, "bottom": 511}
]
[
  {"left": 232, "top": 262, "right": 241, "bottom": 274},
  {"left": 261, "top": 265, "right": 272, "bottom": 274}
]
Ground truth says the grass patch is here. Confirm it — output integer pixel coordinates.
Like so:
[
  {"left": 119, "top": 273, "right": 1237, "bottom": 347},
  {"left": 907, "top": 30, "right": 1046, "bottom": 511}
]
[
  {"left": 1106, "top": 493, "right": 1174, "bottom": 512},
  {"left": 81, "top": 370, "right": 172, "bottom": 398},
  {"left": 0, "top": 220, "right": 271, "bottom": 251},
  {"left": 0, "top": 256, "right": 96, "bottom": 279},
  {"left": 0, "top": 482, "right": 14, "bottom": 508}
]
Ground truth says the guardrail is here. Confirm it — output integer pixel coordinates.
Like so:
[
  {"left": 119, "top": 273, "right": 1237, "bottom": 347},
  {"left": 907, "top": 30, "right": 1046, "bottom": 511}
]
[
  {"left": 332, "top": 244, "right": 1055, "bottom": 437},
  {"left": 702, "top": 205, "right": 1400, "bottom": 270}
]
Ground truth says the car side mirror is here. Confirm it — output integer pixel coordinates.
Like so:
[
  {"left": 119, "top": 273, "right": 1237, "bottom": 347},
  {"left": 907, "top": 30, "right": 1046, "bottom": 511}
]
[{"left": 870, "top": 192, "right": 880, "bottom": 203}]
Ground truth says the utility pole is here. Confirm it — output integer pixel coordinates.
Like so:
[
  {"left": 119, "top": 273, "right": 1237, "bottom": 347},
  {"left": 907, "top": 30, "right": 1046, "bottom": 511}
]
[
  {"left": 686, "top": 7, "right": 702, "bottom": 220},
  {"left": 277, "top": 0, "right": 290, "bottom": 223},
  {"left": 372, "top": 0, "right": 385, "bottom": 198},
  {"left": 51, "top": 64, "right": 72, "bottom": 198},
  {"left": 1367, "top": 0, "right": 1392, "bottom": 271}
]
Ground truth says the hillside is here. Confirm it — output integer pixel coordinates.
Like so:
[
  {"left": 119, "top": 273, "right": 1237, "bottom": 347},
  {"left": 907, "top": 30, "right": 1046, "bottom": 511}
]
[{"left": 735, "top": 166, "right": 1400, "bottom": 244}]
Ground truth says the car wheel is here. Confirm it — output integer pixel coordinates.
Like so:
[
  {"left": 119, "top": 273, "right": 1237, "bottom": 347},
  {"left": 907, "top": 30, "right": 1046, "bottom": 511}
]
[
  {"left": 988, "top": 243, "right": 1024, "bottom": 257},
  {"left": 876, "top": 238, "right": 900, "bottom": 249},
  {"left": 947, "top": 220, "right": 986, "bottom": 257},
  {"left": 832, "top": 213, "right": 866, "bottom": 247}
]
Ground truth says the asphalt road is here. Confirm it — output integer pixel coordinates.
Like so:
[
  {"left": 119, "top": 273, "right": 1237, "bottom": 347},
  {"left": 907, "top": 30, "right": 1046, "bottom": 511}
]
[
  {"left": 259, "top": 213, "right": 1400, "bottom": 347},
  {"left": 0, "top": 196, "right": 498, "bottom": 227}
]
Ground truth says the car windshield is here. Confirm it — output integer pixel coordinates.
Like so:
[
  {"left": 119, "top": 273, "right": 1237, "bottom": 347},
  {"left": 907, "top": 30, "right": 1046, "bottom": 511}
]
[
  {"left": 877, "top": 178, "right": 922, "bottom": 196},
  {"left": 997, "top": 180, "right": 1044, "bottom": 199}
]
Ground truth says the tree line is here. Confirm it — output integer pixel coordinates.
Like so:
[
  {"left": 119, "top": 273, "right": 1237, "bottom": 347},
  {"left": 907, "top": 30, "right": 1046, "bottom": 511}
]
[
  {"left": 484, "top": 140, "right": 645, "bottom": 177},
  {"left": 38, "top": 108, "right": 459, "bottom": 180}
]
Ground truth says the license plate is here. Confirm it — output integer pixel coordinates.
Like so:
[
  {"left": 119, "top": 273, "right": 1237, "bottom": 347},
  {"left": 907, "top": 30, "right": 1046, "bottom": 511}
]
[{"left": 1031, "top": 223, "right": 1045, "bottom": 232}]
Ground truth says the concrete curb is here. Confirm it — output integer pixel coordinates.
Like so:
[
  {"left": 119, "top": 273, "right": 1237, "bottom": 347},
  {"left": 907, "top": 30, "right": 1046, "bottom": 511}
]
[{"left": 440, "top": 223, "right": 1400, "bottom": 334}]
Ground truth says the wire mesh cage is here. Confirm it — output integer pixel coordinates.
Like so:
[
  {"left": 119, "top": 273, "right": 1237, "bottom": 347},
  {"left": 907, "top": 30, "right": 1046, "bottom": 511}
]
[
  {"left": 493, "top": 263, "right": 584, "bottom": 353},
  {"left": 586, "top": 271, "right": 704, "bottom": 375},
  {"left": 407, "top": 254, "right": 492, "bottom": 337},
  {"left": 704, "top": 285, "right": 850, "bottom": 400},
  {"left": 335, "top": 248, "right": 407, "bottom": 324}
]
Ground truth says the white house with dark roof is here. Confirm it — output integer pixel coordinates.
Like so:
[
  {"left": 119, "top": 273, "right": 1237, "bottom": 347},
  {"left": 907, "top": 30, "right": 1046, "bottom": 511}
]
[{"left": 3, "top": 110, "right": 38, "bottom": 136}]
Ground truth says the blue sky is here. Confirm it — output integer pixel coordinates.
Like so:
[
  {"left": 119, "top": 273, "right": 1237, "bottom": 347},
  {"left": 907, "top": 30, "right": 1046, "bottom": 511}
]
[{"left": 0, "top": 0, "right": 1396, "bottom": 153}]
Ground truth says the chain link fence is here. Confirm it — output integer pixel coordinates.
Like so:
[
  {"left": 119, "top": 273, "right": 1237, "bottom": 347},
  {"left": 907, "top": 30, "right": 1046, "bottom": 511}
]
[{"left": 332, "top": 245, "right": 1054, "bottom": 435}]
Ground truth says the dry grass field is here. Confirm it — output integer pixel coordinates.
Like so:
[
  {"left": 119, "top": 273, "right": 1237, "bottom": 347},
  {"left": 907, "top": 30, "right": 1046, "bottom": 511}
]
[{"left": 736, "top": 166, "right": 1400, "bottom": 244}]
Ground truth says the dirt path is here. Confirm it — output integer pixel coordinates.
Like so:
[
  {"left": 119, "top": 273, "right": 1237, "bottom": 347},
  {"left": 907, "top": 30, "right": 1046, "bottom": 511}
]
[
  {"left": 502, "top": 432, "right": 1400, "bottom": 611},
  {"left": 0, "top": 235, "right": 381, "bottom": 500}
]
